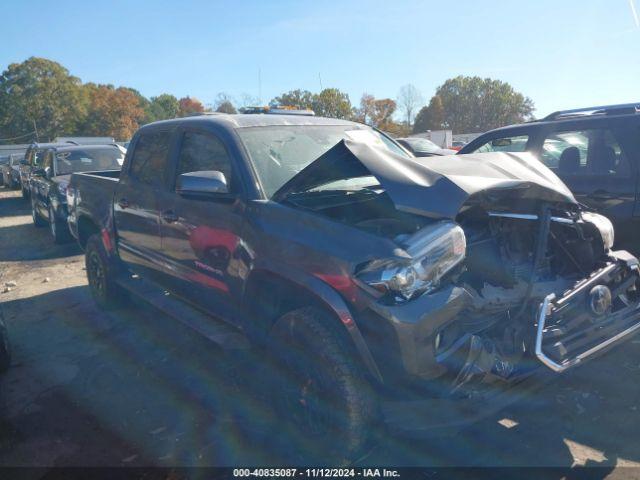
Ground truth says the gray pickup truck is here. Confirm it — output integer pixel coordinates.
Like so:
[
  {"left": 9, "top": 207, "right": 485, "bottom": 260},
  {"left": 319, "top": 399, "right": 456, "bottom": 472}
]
[{"left": 67, "top": 113, "right": 640, "bottom": 462}]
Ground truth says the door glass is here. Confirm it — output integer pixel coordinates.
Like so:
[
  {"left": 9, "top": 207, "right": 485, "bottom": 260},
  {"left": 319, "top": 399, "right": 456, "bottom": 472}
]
[
  {"left": 129, "top": 131, "right": 171, "bottom": 187},
  {"left": 176, "top": 131, "right": 233, "bottom": 191},
  {"left": 541, "top": 129, "right": 630, "bottom": 175},
  {"left": 474, "top": 135, "right": 529, "bottom": 153}
]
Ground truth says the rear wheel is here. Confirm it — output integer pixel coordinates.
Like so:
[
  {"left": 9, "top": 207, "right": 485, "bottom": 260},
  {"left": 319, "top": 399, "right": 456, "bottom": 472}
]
[
  {"left": 267, "top": 307, "right": 377, "bottom": 464},
  {"left": 21, "top": 183, "right": 29, "bottom": 199},
  {"left": 49, "top": 203, "right": 71, "bottom": 244},
  {"left": 85, "top": 234, "right": 124, "bottom": 309}
]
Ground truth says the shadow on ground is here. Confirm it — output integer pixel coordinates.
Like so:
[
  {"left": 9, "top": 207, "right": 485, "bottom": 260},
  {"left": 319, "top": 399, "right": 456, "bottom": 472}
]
[{"left": 0, "top": 284, "right": 638, "bottom": 470}]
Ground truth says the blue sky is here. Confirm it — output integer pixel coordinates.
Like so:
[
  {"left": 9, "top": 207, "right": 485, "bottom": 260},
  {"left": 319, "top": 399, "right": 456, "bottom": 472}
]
[{"left": 2, "top": 0, "right": 639, "bottom": 117}]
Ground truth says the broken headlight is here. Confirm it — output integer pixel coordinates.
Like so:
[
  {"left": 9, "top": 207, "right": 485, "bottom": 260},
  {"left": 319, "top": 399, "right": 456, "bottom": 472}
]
[
  {"left": 356, "top": 221, "right": 466, "bottom": 301},
  {"left": 582, "top": 211, "right": 614, "bottom": 250}
]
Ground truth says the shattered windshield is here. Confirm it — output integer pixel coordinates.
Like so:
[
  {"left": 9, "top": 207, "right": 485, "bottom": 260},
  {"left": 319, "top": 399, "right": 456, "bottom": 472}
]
[{"left": 237, "top": 125, "right": 407, "bottom": 197}]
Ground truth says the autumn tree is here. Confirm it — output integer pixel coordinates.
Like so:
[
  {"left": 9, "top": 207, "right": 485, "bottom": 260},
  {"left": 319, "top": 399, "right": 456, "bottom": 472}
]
[
  {"left": 81, "top": 84, "right": 145, "bottom": 140},
  {"left": 0, "top": 57, "right": 85, "bottom": 141},
  {"left": 433, "top": 76, "right": 534, "bottom": 133},
  {"left": 271, "top": 89, "right": 314, "bottom": 109},
  {"left": 413, "top": 95, "right": 445, "bottom": 133},
  {"left": 397, "top": 84, "right": 423, "bottom": 127},
  {"left": 178, "top": 96, "right": 205, "bottom": 117},
  {"left": 355, "top": 94, "right": 376, "bottom": 125}
]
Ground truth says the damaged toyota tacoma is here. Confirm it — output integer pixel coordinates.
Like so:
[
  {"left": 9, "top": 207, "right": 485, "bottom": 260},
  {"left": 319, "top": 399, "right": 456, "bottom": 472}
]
[{"left": 66, "top": 114, "right": 640, "bottom": 461}]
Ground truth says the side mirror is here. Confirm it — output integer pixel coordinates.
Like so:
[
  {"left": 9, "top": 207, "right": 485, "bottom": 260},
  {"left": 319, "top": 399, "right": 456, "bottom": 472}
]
[{"left": 176, "top": 171, "right": 229, "bottom": 196}]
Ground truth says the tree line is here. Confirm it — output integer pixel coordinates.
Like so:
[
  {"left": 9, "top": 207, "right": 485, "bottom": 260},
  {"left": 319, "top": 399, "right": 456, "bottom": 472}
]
[{"left": 0, "top": 57, "right": 535, "bottom": 143}]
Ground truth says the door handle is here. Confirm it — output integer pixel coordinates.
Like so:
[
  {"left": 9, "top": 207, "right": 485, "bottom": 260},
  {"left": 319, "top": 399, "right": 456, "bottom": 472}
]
[
  {"left": 161, "top": 210, "right": 179, "bottom": 223},
  {"left": 118, "top": 198, "right": 129, "bottom": 209}
]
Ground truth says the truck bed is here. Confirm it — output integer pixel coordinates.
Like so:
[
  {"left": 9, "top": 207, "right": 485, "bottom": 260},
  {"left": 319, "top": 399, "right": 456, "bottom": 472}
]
[{"left": 68, "top": 170, "right": 121, "bottom": 243}]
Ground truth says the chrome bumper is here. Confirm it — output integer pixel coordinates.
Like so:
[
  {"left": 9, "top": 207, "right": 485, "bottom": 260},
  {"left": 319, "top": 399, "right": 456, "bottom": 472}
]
[{"left": 535, "top": 252, "right": 640, "bottom": 372}]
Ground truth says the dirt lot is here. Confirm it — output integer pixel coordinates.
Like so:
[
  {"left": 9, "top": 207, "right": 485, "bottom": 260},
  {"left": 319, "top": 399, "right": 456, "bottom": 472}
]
[{"left": 0, "top": 185, "right": 639, "bottom": 472}]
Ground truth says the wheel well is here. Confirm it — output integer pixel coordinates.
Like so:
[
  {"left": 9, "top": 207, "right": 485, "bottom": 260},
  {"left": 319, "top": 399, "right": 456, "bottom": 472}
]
[
  {"left": 77, "top": 216, "right": 100, "bottom": 249},
  {"left": 243, "top": 271, "right": 338, "bottom": 335}
]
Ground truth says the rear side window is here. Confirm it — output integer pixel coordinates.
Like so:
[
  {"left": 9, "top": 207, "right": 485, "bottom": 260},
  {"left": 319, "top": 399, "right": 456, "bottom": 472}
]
[
  {"left": 541, "top": 129, "right": 630, "bottom": 176},
  {"left": 129, "top": 131, "right": 171, "bottom": 187},
  {"left": 176, "top": 131, "right": 234, "bottom": 190},
  {"left": 474, "top": 135, "right": 529, "bottom": 153}
]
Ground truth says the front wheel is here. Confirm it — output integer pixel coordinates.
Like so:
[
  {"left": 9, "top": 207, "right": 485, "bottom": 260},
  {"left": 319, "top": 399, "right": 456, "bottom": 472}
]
[
  {"left": 48, "top": 203, "right": 71, "bottom": 244},
  {"left": 31, "top": 197, "right": 46, "bottom": 227},
  {"left": 85, "top": 234, "right": 124, "bottom": 309},
  {"left": 268, "top": 307, "right": 377, "bottom": 464}
]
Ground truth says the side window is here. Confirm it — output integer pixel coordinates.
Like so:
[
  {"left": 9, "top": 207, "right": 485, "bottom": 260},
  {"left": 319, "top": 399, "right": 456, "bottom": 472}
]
[
  {"left": 541, "top": 129, "right": 630, "bottom": 176},
  {"left": 176, "top": 131, "right": 233, "bottom": 190},
  {"left": 474, "top": 135, "right": 529, "bottom": 153},
  {"left": 129, "top": 131, "right": 171, "bottom": 187}
]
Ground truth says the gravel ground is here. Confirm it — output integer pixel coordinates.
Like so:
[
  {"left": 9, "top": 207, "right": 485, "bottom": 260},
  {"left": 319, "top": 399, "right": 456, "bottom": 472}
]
[{"left": 0, "top": 185, "right": 639, "bottom": 473}]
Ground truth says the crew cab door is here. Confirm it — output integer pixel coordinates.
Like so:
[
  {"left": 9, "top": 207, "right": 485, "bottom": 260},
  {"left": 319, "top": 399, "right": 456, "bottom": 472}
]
[
  {"left": 114, "top": 129, "right": 172, "bottom": 276},
  {"left": 31, "top": 150, "right": 53, "bottom": 218},
  {"left": 537, "top": 121, "right": 639, "bottom": 254},
  {"left": 156, "top": 127, "right": 245, "bottom": 323}
]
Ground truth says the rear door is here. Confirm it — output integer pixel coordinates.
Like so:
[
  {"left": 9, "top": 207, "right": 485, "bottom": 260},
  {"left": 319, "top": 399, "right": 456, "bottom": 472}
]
[
  {"left": 156, "top": 127, "right": 245, "bottom": 323},
  {"left": 114, "top": 129, "right": 173, "bottom": 276},
  {"left": 537, "top": 120, "right": 639, "bottom": 253}
]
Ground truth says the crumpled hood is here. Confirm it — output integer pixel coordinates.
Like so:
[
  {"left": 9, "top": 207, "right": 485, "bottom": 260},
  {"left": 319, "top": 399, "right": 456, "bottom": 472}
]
[{"left": 273, "top": 139, "right": 576, "bottom": 219}]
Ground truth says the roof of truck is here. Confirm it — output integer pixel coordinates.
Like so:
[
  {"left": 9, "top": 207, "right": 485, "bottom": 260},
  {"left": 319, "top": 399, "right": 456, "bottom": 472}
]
[{"left": 142, "top": 113, "right": 360, "bottom": 130}]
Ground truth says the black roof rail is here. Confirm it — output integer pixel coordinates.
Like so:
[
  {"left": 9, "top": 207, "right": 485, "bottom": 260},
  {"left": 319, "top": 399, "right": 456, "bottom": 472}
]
[{"left": 543, "top": 102, "right": 640, "bottom": 121}]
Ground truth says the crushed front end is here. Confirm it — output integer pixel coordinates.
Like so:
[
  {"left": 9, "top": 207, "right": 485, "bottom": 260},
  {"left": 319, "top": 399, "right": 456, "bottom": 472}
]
[{"left": 356, "top": 200, "right": 640, "bottom": 433}]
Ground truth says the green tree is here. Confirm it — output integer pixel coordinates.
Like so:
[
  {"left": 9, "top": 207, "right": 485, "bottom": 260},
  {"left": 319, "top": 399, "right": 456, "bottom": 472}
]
[
  {"left": 433, "top": 76, "right": 534, "bottom": 133},
  {"left": 413, "top": 95, "right": 445, "bottom": 133},
  {"left": 213, "top": 93, "right": 237, "bottom": 114},
  {"left": 215, "top": 100, "right": 237, "bottom": 114},
  {"left": 147, "top": 94, "right": 179, "bottom": 122},
  {"left": 0, "top": 57, "right": 85, "bottom": 141},
  {"left": 81, "top": 83, "right": 145, "bottom": 140},
  {"left": 271, "top": 89, "right": 314, "bottom": 109},
  {"left": 312, "top": 88, "right": 352, "bottom": 119}
]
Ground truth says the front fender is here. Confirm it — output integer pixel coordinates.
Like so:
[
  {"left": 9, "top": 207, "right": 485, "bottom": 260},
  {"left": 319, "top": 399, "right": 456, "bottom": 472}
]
[{"left": 245, "top": 259, "right": 383, "bottom": 383}]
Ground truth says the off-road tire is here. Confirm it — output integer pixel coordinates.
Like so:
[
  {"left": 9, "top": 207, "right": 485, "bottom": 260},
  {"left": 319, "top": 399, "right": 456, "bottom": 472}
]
[
  {"left": 85, "top": 233, "right": 124, "bottom": 309},
  {"left": 48, "top": 203, "right": 71, "bottom": 244},
  {"left": 31, "top": 197, "right": 46, "bottom": 227},
  {"left": 268, "top": 307, "right": 377, "bottom": 464}
]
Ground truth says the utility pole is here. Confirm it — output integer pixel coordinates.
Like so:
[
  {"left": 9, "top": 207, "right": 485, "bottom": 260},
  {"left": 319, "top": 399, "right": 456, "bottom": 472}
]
[
  {"left": 32, "top": 119, "right": 39, "bottom": 142},
  {"left": 318, "top": 73, "right": 323, "bottom": 91},
  {"left": 258, "top": 68, "right": 262, "bottom": 104}
]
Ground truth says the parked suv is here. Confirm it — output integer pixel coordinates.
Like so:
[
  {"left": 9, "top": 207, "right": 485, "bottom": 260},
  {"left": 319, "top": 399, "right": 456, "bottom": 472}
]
[
  {"left": 2, "top": 154, "right": 23, "bottom": 189},
  {"left": 460, "top": 103, "right": 640, "bottom": 255},
  {"left": 30, "top": 144, "right": 124, "bottom": 243},
  {"left": 67, "top": 114, "right": 640, "bottom": 462}
]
